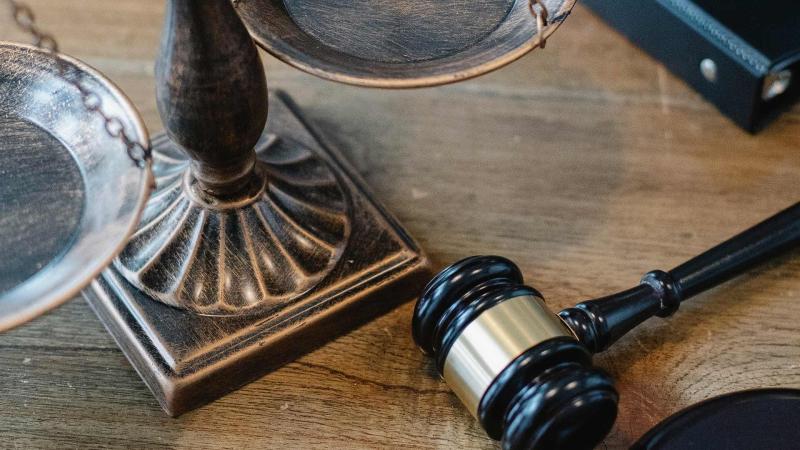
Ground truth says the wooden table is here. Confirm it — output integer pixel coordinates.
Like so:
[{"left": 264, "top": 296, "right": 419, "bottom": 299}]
[{"left": 2, "top": 2, "right": 799, "bottom": 448}]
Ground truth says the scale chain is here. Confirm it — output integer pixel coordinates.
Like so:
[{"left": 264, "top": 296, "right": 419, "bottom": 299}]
[
  {"left": 6, "top": 0, "right": 152, "bottom": 167},
  {"left": 529, "top": 0, "right": 550, "bottom": 49}
]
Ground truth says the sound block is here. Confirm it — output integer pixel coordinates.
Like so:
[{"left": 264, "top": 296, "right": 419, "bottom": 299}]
[
  {"left": 83, "top": 91, "right": 430, "bottom": 416},
  {"left": 632, "top": 388, "right": 800, "bottom": 449}
]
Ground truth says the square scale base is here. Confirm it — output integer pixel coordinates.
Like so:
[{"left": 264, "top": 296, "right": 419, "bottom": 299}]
[{"left": 83, "top": 91, "right": 430, "bottom": 416}]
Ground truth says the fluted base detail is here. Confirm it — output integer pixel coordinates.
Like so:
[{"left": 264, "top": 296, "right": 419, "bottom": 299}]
[{"left": 115, "top": 119, "right": 350, "bottom": 315}]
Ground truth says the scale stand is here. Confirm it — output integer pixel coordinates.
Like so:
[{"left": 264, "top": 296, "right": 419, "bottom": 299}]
[{"left": 82, "top": 1, "right": 429, "bottom": 416}]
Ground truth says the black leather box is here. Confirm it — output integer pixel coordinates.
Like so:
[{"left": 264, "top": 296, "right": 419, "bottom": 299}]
[{"left": 583, "top": 0, "right": 800, "bottom": 132}]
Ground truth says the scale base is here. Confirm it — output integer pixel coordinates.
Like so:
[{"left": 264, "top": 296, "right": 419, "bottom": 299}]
[{"left": 82, "top": 91, "right": 430, "bottom": 416}]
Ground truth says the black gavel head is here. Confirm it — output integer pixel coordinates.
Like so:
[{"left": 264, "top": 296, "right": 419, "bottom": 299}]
[{"left": 412, "top": 256, "right": 618, "bottom": 450}]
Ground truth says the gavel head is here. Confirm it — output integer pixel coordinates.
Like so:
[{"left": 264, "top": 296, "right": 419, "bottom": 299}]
[{"left": 412, "top": 256, "right": 618, "bottom": 450}]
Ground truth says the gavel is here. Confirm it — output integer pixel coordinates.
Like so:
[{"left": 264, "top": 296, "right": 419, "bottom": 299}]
[{"left": 413, "top": 202, "right": 800, "bottom": 450}]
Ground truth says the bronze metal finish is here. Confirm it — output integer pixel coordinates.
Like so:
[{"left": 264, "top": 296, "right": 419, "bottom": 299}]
[
  {"left": 0, "top": 43, "right": 152, "bottom": 331},
  {"left": 85, "top": 92, "right": 430, "bottom": 416},
  {"left": 82, "top": 0, "right": 430, "bottom": 415},
  {"left": 237, "top": 0, "right": 578, "bottom": 88}
]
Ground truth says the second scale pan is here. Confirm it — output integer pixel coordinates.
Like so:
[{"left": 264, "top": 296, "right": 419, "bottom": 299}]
[{"left": 237, "top": 0, "right": 577, "bottom": 87}]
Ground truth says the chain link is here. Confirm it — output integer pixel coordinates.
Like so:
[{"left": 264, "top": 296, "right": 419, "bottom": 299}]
[
  {"left": 6, "top": 0, "right": 152, "bottom": 167},
  {"left": 529, "top": 0, "right": 550, "bottom": 49}
]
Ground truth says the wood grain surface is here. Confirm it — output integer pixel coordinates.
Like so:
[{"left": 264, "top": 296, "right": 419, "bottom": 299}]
[{"left": 1, "top": 2, "right": 799, "bottom": 449}]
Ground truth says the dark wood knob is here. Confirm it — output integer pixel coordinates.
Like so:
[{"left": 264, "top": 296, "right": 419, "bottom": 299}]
[{"left": 155, "top": 0, "right": 268, "bottom": 195}]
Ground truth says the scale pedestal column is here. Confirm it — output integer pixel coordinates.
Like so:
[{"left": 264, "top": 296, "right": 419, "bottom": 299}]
[{"left": 83, "top": 0, "right": 429, "bottom": 416}]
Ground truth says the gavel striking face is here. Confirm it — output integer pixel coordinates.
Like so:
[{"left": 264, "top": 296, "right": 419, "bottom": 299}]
[{"left": 412, "top": 202, "right": 800, "bottom": 450}]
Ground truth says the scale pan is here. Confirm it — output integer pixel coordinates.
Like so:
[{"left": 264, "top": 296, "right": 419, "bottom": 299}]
[
  {"left": 237, "top": 0, "right": 577, "bottom": 88},
  {"left": 0, "top": 43, "right": 152, "bottom": 331}
]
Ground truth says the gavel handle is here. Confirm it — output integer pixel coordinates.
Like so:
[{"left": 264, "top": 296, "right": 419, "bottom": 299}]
[
  {"left": 669, "top": 202, "right": 800, "bottom": 299},
  {"left": 560, "top": 201, "right": 800, "bottom": 353}
]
